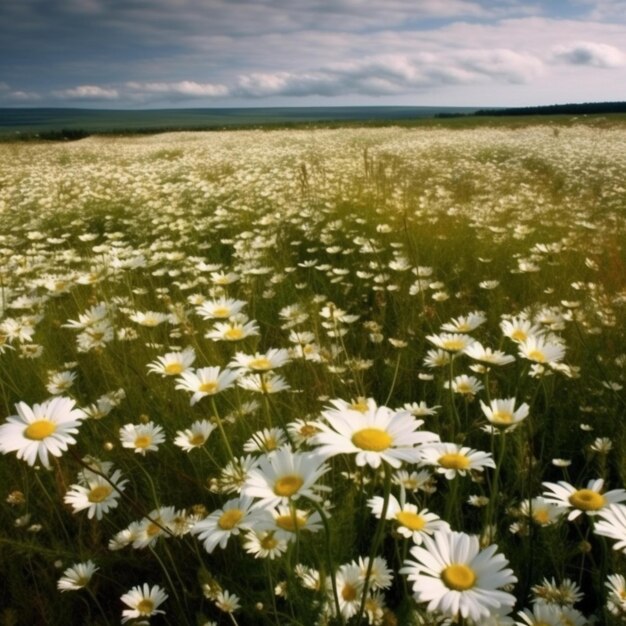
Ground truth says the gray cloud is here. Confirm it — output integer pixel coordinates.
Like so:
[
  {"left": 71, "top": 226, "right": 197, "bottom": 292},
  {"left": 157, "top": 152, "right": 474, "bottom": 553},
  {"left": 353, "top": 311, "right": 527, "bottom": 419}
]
[
  {"left": 53, "top": 85, "right": 120, "bottom": 99},
  {"left": 551, "top": 41, "right": 626, "bottom": 67}
]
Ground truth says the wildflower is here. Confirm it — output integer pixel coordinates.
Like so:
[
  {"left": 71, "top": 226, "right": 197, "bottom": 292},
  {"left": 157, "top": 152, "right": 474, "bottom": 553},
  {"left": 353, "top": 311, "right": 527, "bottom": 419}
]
[
  {"left": 128, "top": 310, "right": 169, "bottom": 327},
  {"left": 519, "top": 497, "right": 566, "bottom": 526},
  {"left": 464, "top": 342, "right": 515, "bottom": 366},
  {"left": 132, "top": 506, "right": 178, "bottom": 549},
  {"left": 367, "top": 493, "right": 449, "bottom": 544},
  {"left": 423, "top": 349, "right": 451, "bottom": 368},
  {"left": 500, "top": 316, "right": 543, "bottom": 343},
  {"left": 192, "top": 495, "right": 261, "bottom": 553},
  {"left": 242, "top": 446, "right": 330, "bottom": 509},
  {"left": 196, "top": 297, "right": 246, "bottom": 320},
  {"left": 330, "top": 563, "right": 364, "bottom": 620},
  {"left": 594, "top": 503, "right": 626, "bottom": 552},
  {"left": 401, "top": 530, "right": 517, "bottom": 622},
  {"left": 312, "top": 401, "right": 439, "bottom": 469},
  {"left": 147, "top": 347, "right": 196, "bottom": 376},
  {"left": 444, "top": 374, "right": 484, "bottom": 397},
  {"left": 173, "top": 420, "right": 216, "bottom": 452},
  {"left": 606, "top": 573, "right": 626, "bottom": 616},
  {"left": 243, "top": 530, "right": 288, "bottom": 559},
  {"left": 518, "top": 335, "right": 565, "bottom": 365},
  {"left": 237, "top": 372, "right": 291, "bottom": 394},
  {"left": 255, "top": 504, "right": 323, "bottom": 541},
  {"left": 401, "top": 401, "right": 441, "bottom": 417},
  {"left": 64, "top": 468, "right": 127, "bottom": 520},
  {"left": 205, "top": 317, "right": 259, "bottom": 342},
  {"left": 120, "top": 583, "right": 168, "bottom": 623},
  {"left": 46, "top": 370, "right": 77, "bottom": 395},
  {"left": 419, "top": 442, "right": 495, "bottom": 479},
  {"left": 0, "top": 397, "right": 86, "bottom": 469},
  {"left": 243, "top": 427, "right": 287, "bottom": 454},
  {"left": 542, "top": 479, "right": 626, "bottom": 520},
  {"left": 480, "top": 398, "right": 530, "bottom": 429},
  {"left": 426, "top": 332, "right": 475, "bottom": 353},
  {"left": 57, "top": 560, "right": 98, "bottom": 591},
  {"left": 229, "top": 348, "right": 291, "bottom": 372},
  {"left": 119, "top": 422, "right": 166, "bottom": 455},
  {"left": 175, "top": 366, "right": 239, "bottom": 405},
  {"left": 515, "top": 604, "right": 562, "bottom": 626},
  {"left": 441, "top": 311, "right": 487, "bottom": 333},
  {"left": 590, "top": 437, "right": 613, "bottom": 454},
  {"left": 530, "top": 576, "right": 583, "bottom": 607},
  {"left": 392, "top": 469, "right": 437, "bottom": 493}
]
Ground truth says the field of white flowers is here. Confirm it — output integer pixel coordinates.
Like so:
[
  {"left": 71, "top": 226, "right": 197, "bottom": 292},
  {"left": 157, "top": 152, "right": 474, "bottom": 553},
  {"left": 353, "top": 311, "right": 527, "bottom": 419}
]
[{"left": 0, "top": 122, "right": 625, "bottom": 625}]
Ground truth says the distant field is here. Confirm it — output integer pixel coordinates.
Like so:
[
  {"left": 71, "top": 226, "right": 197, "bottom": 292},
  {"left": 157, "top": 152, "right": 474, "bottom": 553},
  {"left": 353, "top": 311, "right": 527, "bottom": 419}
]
[{"left": 0, "top": 106, "right": 480, "bottom": 136}]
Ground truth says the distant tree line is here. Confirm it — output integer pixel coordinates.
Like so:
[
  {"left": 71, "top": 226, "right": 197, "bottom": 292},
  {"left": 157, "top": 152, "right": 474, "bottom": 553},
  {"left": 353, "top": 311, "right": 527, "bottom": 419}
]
[{"left": 474, "top": 101, "right": 626, "bottom": 116}]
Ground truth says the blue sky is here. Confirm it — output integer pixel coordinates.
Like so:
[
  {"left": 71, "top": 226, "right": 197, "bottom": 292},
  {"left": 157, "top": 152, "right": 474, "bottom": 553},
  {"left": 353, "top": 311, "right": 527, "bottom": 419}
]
[{"left": 1, "top": 0, "right": 625, "bottom": 108}]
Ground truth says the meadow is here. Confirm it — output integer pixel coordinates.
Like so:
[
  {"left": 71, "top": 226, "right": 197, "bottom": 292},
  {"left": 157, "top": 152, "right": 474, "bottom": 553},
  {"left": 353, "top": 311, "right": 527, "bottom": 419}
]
[{"left": 0, "top": 120, "right": 625, "bottom": 625}]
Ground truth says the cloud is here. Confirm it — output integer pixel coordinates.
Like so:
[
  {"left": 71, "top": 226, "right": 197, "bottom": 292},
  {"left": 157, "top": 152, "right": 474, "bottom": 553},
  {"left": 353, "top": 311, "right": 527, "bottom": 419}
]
[
  {"left": 551, "top": 41, "right": 626, "bottom": 67},
  {"left": 126, "top": 80, "right": 229, "bottom": 98},
  {"left": 53, "top": 85, "right": 120, "bottom": 99}
]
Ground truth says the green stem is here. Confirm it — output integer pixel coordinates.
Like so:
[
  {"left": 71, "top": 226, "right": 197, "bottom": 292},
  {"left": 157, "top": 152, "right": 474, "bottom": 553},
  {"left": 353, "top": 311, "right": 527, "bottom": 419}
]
[{"left": 210, "top": 396, "right": 235, "bottom": 462}]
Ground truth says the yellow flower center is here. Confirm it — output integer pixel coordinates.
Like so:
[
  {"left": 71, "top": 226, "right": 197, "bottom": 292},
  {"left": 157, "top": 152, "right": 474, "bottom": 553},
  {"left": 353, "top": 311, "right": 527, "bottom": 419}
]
[
  {"left": 212, "top": 307, "right": 230, "bottom": 318},
  {"left": 261, "top": 533, "right": 279, "bottom": 550},
  {"left": 350, "top": 398, "right": 369, "bottom": 412},
  {"left": 274, "top": 475, "right": 304, "bottom": 497},
  {"left": 299, "top": 424, "right": 318, "bottom": 438},
  {"left": 441, "top": 563, "right": 477, "bottom": 591},
  {"left": 198, "top": 381, "right": 218, "bottom": 393},
  {"left": 137, "top": 599, "right": 154, "bottom": 615},
  {"left": 442, "top": 339, "right": 465, "bottom": 351},
  {"left": 146, "top": 522, "right": 162, "bottom": 537},
  {"left": 24, "top": 419, "right": 56, "bottom": 440},
  {"left": 396, "top": 511, "right": 426, "bottom": 531},
  {"left": 134, "top": 435, "right": 152, "bottom": 449},
  {"left": 224, "top": 327, "right": 244, "bottom": 340},
  {"left": 511, "top": 329, "right": 527, "bottom": 342},
  {"left": 275, "top": 513, "right": 307, "bottom": 532},
  {"left": 88, "top": 485, "right": 113, "bottom": 503},
  {"left": 248, "top": 357, "right": 272, "bottom": 370},
  {"left": 164, "top": 362, "right": 184, "bottom": 375},
  {"left": 527, "top": 349, "right": 546, "bottom": 363},
  {"left": 569, "top": 489, "right": 605, "bottom": 511},
  {"left": 351, "top": 428, "right": 392, "bottom": 452},
  {"left": 532, "top": 509, "right": 551, "bottom": 525},
  {"left": 490, "top": 410, "right": 513, "bottom": 424},
  {"left": 456, "top": 382, "right": 474, "bottom": 394},
  {"left": 218, "top": 508, "right": 244, "bottom": 530},
  {"left": 341, "top": 582, "right": 358, "bottom": 602},
  {"left": 438, "top": 452, "right": 471, "bottom": 470},
  {"left": 189, "top": 433, "right": 206, "bottom": 446}
]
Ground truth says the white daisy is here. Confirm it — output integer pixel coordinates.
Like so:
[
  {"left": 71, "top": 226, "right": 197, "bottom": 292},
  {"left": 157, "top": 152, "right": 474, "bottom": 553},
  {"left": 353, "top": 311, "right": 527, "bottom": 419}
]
[
  {"left": 64, "top": 468, "right": 127, "bottom": 520},
  {"left": 57, "top": 560, "right": 98, "bottom": 592},
  {"left": 175, "top": 366, "right": 239, "bottom": 405},
  {"left": 401, "top": 530, "right": 517, "bottom": 622},
  {"left": 119, "top": 421, "right": 166, "bottom": 455},
  {"left": 147, "top": 347, "right": 196, "bottom": 376},
  {"left": 594, "top": 503, "right": 626, "bottom": 552},
  {"left": 0, "top": 397, "right": 86, "bottom": 469},
  {"left": 419, "top": 442, "right": 495, "bottom": 479},
  {"left": 312, "top": 401, "right": 439, "bottom": 469},
  {"left": 173, "top": 419, "right": 216, "bottom": 452},
  {"left": 480, "top": 398, "right": 530, "bottom": 428},
  {"left": 120, "top": 583, "right": 168, "bottom": 623},
  {"left": 542, "top": 479, "right": 626, "bottom": 521}
]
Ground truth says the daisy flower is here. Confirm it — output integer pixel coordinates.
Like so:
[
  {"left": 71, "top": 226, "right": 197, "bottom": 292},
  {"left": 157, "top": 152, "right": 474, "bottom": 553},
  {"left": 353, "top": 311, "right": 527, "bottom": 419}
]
[
  {"left": 401, "top": 401, "right": 441, "bottom": 417},
  {"left": 312, "top": 402, "right": 439, "bottom": 469},
  {"left": 519, "top": 497, "right": 566, "bottom": 526},
  {"left": 242, "top": 446, "right": 330, "bottom": 509},
  {"left": 243, "top": 427, "right": 287, "bottom": 454},
  {"left": 518, "top": 335, "right": 566, "bottom": 365},
  {"left": 147, "top": 347, "right": 196, "bottom": 376},
  {"left": 64, "top": 468, "right": 127, "bottom": 520},
  {"left": 542, "top": 479, "right": 626, "bottom": 520},
  {"left": 119, "top": 421, "right": 166, "bottom": 455},
  {"left": 0, "top": 397, "right": 86, "bottom": 469},
  {"left": 500, "top": 317, "right": 543, "bottom": 343},
  {"left": 132, "top": 506, "right": 178, "bottom": 549},
  {"left": 480, "top": 398, "right": 530, "bottom": 429},
  {"left": 441, "top": 311, "right": 487, "bottom": 333},
  {"left": 214, "top": 589, "right": 241, "bottom": 613},
  {"left": 196, "top": 297, "right": 247, "bottom": 320},
  {"left": 401, "top": 530, "right": 517, "bottom": 622},
  {"left": 205, "top": 318, "right": 259, "bottom": 342},
  {"left": 192, "top": 495, "right": 262, "bottom": 553},
  {"left": 426, "top": 332, "right": 475, "bottom": 353},
  {"left": 120, "top": 583, "right": 168, "bottom": 623},
  {"left": 229, "top": 348, "right": 291, "bottom": 372},
  {"left": 175, "top": 366, "right": 239, "bottom": 405},
  {"left": 515, "top": 604, "right": 562, "bottom": 626},
  {"left": 255, "top": 504, "right": 323, "bottom": 541},
  {"left": 329, "top": 563, "right": 364, "bottom": 620},
  {"left": 419, "top": 442, "right": 495, "bottom": 479},
  {"left": 243, "top": 530, "right": 288, "bottom": 559},
  {"left": 593, "top": 503, "right": 626, "bottom": 552},
  {"left": 237, "top": 372, "right": 291, "bottom": 394},
  {"left": 367, "top": 493, "right": 449, "bottom": 544},
  {"left": 606, "top": 573, "right": 626, "bottom": 616},
  {"left": 464, "top": 342, "right": 515, "bottom": 366},
  {"left": 57, "top": 560, "right": 98, "bottom": 592},
  {"left": 173, "top": 419, "right": 216, "bottom": 452},
  {"left": 444, "top": 374, "right": 484, "bottom": 397}
]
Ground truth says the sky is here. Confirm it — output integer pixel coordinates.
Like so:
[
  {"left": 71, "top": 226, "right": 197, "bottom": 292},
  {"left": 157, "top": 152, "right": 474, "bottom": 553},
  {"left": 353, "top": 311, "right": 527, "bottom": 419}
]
[{"left": 1, "top": 0, "right": 625, "bottom": 109}]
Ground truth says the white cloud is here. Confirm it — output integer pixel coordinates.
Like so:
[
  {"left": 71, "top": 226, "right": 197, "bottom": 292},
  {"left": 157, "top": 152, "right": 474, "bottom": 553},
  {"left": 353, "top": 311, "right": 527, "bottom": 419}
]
[
  {"left": 126, "top": 80, "right": 229, "bottom": 97},
  {"left": 551, "top": 41, "right": 626, "bottom": 67},
  {"left": 54, "top": 85, "right": 120, "bottom": 99}
]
